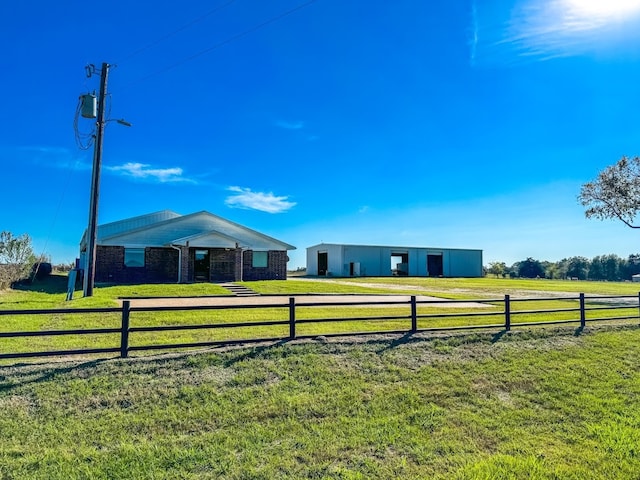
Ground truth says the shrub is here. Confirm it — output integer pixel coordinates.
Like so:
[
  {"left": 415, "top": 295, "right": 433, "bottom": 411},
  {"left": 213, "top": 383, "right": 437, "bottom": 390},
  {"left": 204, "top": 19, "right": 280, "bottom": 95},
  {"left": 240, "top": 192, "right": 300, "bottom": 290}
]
[
  {"left": 0, "top": 231, "right": 35, "bottom": 289},
  {"left": 0, "top": 264, "right": 29, "bottom": 289}
]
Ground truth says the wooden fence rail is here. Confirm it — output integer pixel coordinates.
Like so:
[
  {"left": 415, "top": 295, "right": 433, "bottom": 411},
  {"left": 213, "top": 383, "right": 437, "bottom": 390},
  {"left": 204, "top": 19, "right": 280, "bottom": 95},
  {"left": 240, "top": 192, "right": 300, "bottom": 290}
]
[{"left": 0, "top": 293, "right": 638, "bottom": 361}]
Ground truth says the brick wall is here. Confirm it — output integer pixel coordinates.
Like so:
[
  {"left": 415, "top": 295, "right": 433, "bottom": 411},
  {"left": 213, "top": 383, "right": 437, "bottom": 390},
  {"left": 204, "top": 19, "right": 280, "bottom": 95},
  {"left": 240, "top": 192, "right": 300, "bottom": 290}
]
[
  {"left": 210, "top": 249, "right": 236, "bottom": 282},
  {"left": 179, "top": 246, "right": 189, "bottom": 283},
  {"left": 146, "top": 248, "right": 179, "bottom": 283},
  {"left": 234, "top": 248, "right": 243, "bottom": 281},
  {"left": 95, "top": 246, "right": 178, "bottom": 284},
  {"left": 95, "top": 246, "right": 124, "bottom": 283},
  {"left": 242, "top": 250, "right": 288, "bottom": 281},
  {"left": 95, "top": 246, "right": 288, "bottom": 284},
  {"left": 187, "top": 248, "right": 195, "bottom": 283}
]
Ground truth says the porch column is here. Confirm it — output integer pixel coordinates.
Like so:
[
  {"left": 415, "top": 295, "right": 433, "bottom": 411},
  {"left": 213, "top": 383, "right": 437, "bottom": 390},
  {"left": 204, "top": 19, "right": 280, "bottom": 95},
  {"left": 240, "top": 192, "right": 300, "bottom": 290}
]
[
  {"left": 235, "top": 247, "right": 243, "bottom": 282},
  {"left": 180, "top": 246, "right": 190, "bottom": 283}
]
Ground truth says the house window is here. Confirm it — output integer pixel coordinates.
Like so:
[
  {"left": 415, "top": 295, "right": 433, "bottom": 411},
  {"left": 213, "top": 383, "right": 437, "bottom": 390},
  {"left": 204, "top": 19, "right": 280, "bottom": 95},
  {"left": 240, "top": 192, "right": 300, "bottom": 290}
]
[
  {"left": 252, "top": 251, "right": 268, "bottom": 268},
  {"left": 124, "top": 248, "right": 145, "bottom": 267}
]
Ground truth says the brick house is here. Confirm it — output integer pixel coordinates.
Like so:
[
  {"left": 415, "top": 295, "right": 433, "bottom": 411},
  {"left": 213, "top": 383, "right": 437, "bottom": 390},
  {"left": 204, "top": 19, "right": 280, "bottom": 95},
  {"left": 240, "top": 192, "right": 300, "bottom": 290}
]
[{"left": 79, "top": 210, "right": 296, "bottom": 284}]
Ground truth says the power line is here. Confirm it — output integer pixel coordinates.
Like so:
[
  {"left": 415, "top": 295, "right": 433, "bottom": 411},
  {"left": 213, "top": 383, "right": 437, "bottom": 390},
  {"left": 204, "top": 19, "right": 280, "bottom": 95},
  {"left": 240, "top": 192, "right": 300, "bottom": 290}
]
[
  {"left": 117, "top": 0, "right": 238, "bottom": 64},
  {"left": 33, "top": 159, "right": 80, "bottom": 273},
  {"left": 73, "top": 96, "right": 95, "bottom": 150},
  {"left": 121, "top": 0, "right": 318, "bottom": 90}
]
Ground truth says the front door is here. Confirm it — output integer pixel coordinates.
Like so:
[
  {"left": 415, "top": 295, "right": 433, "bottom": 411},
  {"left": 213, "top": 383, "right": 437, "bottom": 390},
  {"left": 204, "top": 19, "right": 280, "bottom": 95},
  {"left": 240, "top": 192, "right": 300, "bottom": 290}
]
[{"left": 194, "top": 249, "right": 210, "bottom": 282}]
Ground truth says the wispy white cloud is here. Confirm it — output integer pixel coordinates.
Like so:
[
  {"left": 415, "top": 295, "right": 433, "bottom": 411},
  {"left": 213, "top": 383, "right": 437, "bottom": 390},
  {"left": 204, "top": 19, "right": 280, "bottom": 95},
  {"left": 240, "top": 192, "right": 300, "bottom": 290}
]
[
  {"left": 225, "top": 186, "right": 296, "bottom": 213},
  {"left": 469, "top": 0, "right": 479, "bottom": 65},
  {"left": 1, "top": 145, "right": 90, "bottom": 170},
  {"left": 358, "top": 206, "right": 370, "bottom": 214},
  {"left": 275, "top": 120, "right": 304, "bottom": 130},
  {"left": 17, "top": 146, "right": 70, "bottom": 155},
  {"left": 4, "top": 146, "right": 198, "bottom": 183},
  {"left": 274, "top": 119, "right": 320, "bottom": 141},
  {"left": 474, "top": 0, "right": 640, "bottom": 64},
  {"left": 106, "top": 162, "right": 194, "bottom": 183}
]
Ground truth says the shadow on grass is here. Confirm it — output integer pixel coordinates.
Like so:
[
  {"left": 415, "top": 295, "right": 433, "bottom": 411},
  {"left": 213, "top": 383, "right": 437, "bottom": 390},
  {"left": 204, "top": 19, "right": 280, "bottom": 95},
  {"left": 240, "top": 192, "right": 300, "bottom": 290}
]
[
  {"left": 12, "top": 274, "right": 71, "bottom": 295},
  {"left": 219, "top": 325, "right": 600, "bottom": 361},
  {"left": 1, "top": 324, "right": 637, "bottom": 385},
  {"left": 491, "top": 330, "right": 508, "bottom": 343},
  {"left": 374, "top": 332, "right": 418, "bottom": 353},
  {"left": 222, "top": 339, "right": 291, "bottom": 367},
  {"left": 0, "top": 357, "right": 110, "bottom": 393}
]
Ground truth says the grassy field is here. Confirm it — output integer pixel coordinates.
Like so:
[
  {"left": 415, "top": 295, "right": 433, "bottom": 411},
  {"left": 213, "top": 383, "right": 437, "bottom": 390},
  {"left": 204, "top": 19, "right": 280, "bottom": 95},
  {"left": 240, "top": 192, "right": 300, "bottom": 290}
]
[
  {"left": 1, "top": 276, "right": 640, "bottom": 477},
  {"left": 0, "top": 325, "right": 639, "bottom": 478},
  {"left": 306, "top": 276, "right": 640, "bottom": 297}
]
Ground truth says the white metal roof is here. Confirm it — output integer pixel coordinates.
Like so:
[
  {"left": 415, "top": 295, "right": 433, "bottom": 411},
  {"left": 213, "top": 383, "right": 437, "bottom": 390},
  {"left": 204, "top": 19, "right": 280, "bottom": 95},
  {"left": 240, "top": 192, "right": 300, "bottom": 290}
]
[
  {"left": 306, "top": 242, "right": 481, "bottom": 252},
  {"left": 80, "top": 210, "right": 181, "bottom": 247},
  {"left": 80, "top": 210, "right": 296, "bottom": 251}
]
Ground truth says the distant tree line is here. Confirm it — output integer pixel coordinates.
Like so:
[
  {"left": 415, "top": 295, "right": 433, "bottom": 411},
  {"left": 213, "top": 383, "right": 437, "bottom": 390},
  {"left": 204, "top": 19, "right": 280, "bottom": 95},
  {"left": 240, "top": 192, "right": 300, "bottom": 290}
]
[{"left": 486, "top": 254, "right": 640, "bottom": 281}]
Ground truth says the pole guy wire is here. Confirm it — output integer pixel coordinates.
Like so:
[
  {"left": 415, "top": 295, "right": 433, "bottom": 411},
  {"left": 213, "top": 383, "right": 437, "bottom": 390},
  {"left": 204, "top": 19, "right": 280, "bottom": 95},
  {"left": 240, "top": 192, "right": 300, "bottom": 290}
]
[{"left": 120, "top": 0, "right": 318, "bottom": 90}]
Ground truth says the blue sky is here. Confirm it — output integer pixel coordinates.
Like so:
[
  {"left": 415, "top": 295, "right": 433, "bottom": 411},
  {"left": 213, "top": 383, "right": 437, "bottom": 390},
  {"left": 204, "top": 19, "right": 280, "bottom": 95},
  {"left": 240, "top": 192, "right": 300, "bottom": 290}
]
[{"left": 2, "top": 0, "right": 640, "bottom": 269}]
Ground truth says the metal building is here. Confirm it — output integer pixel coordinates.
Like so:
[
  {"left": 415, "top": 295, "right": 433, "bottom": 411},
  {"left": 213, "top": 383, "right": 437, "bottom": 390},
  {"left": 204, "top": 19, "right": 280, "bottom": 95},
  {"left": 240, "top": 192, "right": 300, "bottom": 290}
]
[{"left": 306, "top": 243, "right": 483, "bottom": 277}]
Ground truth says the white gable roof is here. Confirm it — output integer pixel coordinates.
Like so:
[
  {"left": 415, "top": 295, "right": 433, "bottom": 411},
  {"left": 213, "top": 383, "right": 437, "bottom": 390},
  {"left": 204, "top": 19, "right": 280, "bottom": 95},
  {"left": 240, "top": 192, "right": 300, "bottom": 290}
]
[
  {"left": 81, "top": 210, "right": 295, "bottom": 251},
  {"left": 80, "top": 210, "right": 181, "bottom": 246}
]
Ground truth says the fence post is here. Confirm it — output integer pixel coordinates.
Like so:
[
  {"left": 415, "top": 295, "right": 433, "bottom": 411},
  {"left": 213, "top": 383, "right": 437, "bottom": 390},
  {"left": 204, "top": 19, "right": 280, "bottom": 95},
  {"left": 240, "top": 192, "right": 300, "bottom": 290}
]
[
  {"left": 289, "top": 297, "right": 296, "bottom": 340},
  {"left": 120, "top": 300, "right": 130, "bottom": 358},
  {"left": 410, "top": 295, "right": 417, "bottom": 333},
  {"left": 579, "top": 293, "right": 586, "bottom": 328},
  {"left": 504, "top": 294, "right": 511, "bottom": 331}
]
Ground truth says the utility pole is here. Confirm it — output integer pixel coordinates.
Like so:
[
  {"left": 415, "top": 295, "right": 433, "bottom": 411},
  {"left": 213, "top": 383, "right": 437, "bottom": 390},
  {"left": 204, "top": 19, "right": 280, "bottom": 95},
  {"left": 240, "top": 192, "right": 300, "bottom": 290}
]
[{"left": 83, "top": 62, "right": 110, "bottom": 297}]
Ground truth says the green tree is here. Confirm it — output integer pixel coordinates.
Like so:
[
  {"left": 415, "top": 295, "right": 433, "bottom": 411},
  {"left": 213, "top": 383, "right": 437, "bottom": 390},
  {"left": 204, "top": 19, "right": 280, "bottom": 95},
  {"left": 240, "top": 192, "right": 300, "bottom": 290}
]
[
  {"left": 588, "top": 254, "right": 624, "bottom": 281},
  {"left": 508, "top": 262, "right": 520, "bottom": 278},
  {"left": 487, "top": 261, "right": 507, "bottom": 278},
  {"left": 579, "top": 156, "right": 640, "bottom": 228},
  {"left": 541, "top": 260, "right": 563, "bottom": 279},
  {"left": 0, "top": 231, "right": 35, "bottom": 289},
  {"left": 564, "top": 256, "right": 590, "bottom": 280},
  {"left": 545, "top": 264, "right": 557, "bottom": 279},
  {"left": 517, "top": 257, "right": 545, "bottom": 278},
  {"left": 625, "top": 253, "right": 640, "bottom": 279},
  {"left": 602, "top": 254, "right": 622, "bottom": 281},
  {"left": 588, "top": 255, "right": 604, "bottom": 280}
]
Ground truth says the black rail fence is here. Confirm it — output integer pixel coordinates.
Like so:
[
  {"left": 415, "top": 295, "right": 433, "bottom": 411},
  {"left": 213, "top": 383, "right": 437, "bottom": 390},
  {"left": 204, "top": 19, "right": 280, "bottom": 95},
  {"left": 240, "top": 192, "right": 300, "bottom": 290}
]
[{"left": 0, "top": 293, "right": 639, "bottom": 361}]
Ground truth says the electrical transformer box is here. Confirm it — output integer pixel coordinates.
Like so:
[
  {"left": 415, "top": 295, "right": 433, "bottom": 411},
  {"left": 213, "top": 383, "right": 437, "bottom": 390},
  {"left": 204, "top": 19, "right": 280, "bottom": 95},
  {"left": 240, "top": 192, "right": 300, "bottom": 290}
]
[{"left": 80, "top": 94, "right": 97, "bottom": 119}]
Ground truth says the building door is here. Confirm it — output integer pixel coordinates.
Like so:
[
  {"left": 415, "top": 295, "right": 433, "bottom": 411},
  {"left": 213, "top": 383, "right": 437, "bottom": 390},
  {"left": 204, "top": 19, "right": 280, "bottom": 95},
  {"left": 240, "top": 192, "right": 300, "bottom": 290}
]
[
  {"left": 194, "top": 249, "right": 210, "bottom": 282},
  {"left": 427, "top": 254, "right": 443, "bottom": 277},
  {"left": 318, "top": 252, "right": 328, "bottom": 276},
  {"left": 391, "top": 253, "right": 409, "bottom": 276}
]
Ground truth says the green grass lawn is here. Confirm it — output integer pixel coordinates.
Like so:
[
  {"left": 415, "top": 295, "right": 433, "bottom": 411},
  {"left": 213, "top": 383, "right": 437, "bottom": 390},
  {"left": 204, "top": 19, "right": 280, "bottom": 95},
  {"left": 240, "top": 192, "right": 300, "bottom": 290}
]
[
  {"left": 0, "top": 325, "right": 639, "bottom": 478},
  {"left": 1, "top": 277, "right": 640, "bottom": 477},
  {"left": 331, "top": 276, "right": 640, "bottom": 296},
  {"left": 1, "top": 275, "right": 639, "bottom": 358},
  {"left": 6, "top": 274, "right": 640, "bottom": 304}
]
